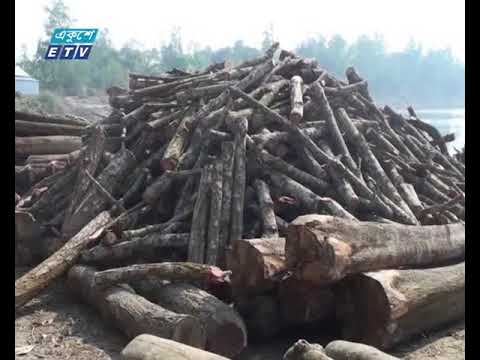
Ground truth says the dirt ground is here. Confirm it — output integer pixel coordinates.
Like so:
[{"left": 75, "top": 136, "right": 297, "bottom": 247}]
[{"left": 15, "top": 267, "right": 464, "bottom": 360}]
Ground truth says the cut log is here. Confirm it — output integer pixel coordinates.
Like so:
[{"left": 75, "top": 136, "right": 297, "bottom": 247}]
[
  {"left": 325, "top": 340, "right": 400, "bottom": 360},
  {"left": 227, "top": 237, "right": 286, "bottom": 295},
  {"left": 229, "top": 117, "right": 248, "bottom": 244},
  {"left": 135, "top": 282, "right": 247, "bottom": 357},
  {"left": 188, "top": 164, "right": 213, "bottom": 263},
  {"left": 283, "top": 340, "right": 333, "bottom": 360},
  {"left": 253, "top": 179, "right": 278, "bottom": 237},
  {"left": 15, "top": 136, "right": 83, "bottom": 155},
  {"left": 68, "top": 266, "right": 206, "bottom": 348},
  {"left": 81, "top": 233, "right": 190, "bottom": 264},
  {"left": 62, "top": 126, "right": 106, "bottom": 238},
  {"left": 205, "top": 160, "right": 223, "bottom": 265},
  {"left": 26, "top": 150, "right": 82, "bottom": 165},
  {"left": 289, "top": 76, "right": 304, "bottom": 123},
  {"left": 15, "top": 211, "right": 112, "bottom": 308},
  {"left": 15, "top": 120, "right": 85, "bottom": 136},
  {"left": 62, "top": 148, "right": 136, "bottom": 239},
  {"left": 15, "top": 110, "right": 88, "bottom": 127},
  {"left": 93, "top": 262, "right": 230, "bottom": 288},
  {"left": 121, "top": 334, "right": 229, "bottom": 360},
  {"left": 334, "top": 263, "right": 465, "bottom": 349},
  {"left": 286, "top": 215, "right": 465, "bottom": 285}
]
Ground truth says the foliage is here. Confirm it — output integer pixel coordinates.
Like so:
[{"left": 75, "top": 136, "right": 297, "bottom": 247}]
[{"left": 18, "top": 0, "right": 465, "bottom": 108}]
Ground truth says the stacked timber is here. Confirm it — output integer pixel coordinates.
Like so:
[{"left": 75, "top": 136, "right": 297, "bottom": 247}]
[{"left": 15, "top": 43, "right": 465, "bottom": 358}]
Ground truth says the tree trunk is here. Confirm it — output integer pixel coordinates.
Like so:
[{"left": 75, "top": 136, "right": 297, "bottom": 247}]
[
  {"left": 188, "top": 165, "right": 213, "bottom": 263},
  {"left": 227, "top": 237, "right": 286, "bottom": 295},
  {"left": 81, "top": 233, "right": 189, "bottom": 264},
  {"left": 289, "top": 76, "right": 304, "bottom": 123},
  {"left": 135, "top": 282, "right": 247, "bottom": 358},
  {"left": 286, "top": 214, "right": 465, "bottom": 286},
  {"left": 93, "top": 262, "right": 229, "bottom": 288},
  {"left": 325, "top": 340, "right": 400, "bottom": 360},
  {"left": 15, "top": 110, "right": 88, "bottom": 127},
  {"left": 253, "top": 179, "right": 278, "bottom": 237},
  {"left": 121, "top": 334, "right": 229, "bottom": 360},
  {"left": 15, "top": 120, "right": 85, "bottom": 137},
  {"left": 68, "top": 266, "right": 206, "bottom": 348},
  {"left": 16, "top": 136, "right": 83, "bottom": 155},
  {"left": 334, "top": 262, "right": 465, "bottom": 350},
  {"left": 15, "top": 211, "right": 112, "bottom": 308},
  {"left": 62, "top": 126, "right": 107, "bottom": 238}
]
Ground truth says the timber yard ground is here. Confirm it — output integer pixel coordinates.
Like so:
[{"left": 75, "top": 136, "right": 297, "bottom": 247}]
[{"left": 15, "top": 95, "right": 465, "bottom": 360}]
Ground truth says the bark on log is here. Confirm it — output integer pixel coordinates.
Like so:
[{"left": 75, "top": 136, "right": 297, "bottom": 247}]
[
  {"left": 289, "top": 76, "right": 304, "bottom": 123},
  {"left": 62, "top": 126, "right": 107, "bottom": 238},
  {"left": 229, "top": 117, "right": 248, "bottom": 244},
  {"left": 81, "top": 233, "right": 190, "bottom": 263},
  {"left": 68, "top": 266, "right": 206, "bottom": 348},
  {"left": 325, "top": 341, "right": 400, "bottom": 360},
  {"left": 218, "top": 141, "right": 235, "bottom": 267},
  {"left": 93, "top": 262, "right": 230, "bottom": 288},
  {"left": 60, "top": 150, "right": 134, "bottom": 240},
  {"left": 26, "top": 150, "right": 82, "bottom": 165},
  {"left": 285, "top": 215, "right": 465, "bottom": 286},
  {"left": 15, "top": 211, "right": 112, "bottom": 308},
  {"left": 134, "top": 283, "right": 247, "bottom": 357},
  {"left": 16, "top": 136, "right": 83, "bottom": 155},
  {"left": 227, "top": 237, "right": 286, "bottom": 295},
  {"left": 121, "top": 334, "right": 228, "bottom": 360},
  {"left": 334, "top": 263, "right": 465, "bottom": 349},
  {"left": 15, "top": 110, "right": 88, "bottom": 127},
  {"left": 15, "top": 120, "right": 85, "bottom": 136},
  {"left": 188, "top": 165, "right": 213, "bottom": 263},
  {"left": 206, "top": 160, "right": 223, "bottom": 265},
  {"left": 253, "top": 179, "right": 278, "bottom": 237}
]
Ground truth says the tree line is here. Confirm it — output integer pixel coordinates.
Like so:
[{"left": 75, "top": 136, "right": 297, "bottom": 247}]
[{"left": 18, "top": 0, "right": 465, "bottom": 108}]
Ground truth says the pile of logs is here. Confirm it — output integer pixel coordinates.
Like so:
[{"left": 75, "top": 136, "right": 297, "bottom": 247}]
[{"left": 15, "top": 43, "right": 465, "bottom": 359}]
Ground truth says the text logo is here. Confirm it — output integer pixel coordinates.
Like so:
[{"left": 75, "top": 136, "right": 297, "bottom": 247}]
[{"left": 45, "top": 28, "right": 98, "bottom": 60}]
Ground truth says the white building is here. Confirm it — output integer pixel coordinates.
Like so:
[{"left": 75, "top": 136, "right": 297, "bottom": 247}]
[{"left": 15, "top": 66, "right": 39, "bottom": 95}]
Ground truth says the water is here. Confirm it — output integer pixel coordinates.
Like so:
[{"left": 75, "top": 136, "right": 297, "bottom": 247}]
[{"left": 409, "top": 108, "right": 465, "bottom": 154}]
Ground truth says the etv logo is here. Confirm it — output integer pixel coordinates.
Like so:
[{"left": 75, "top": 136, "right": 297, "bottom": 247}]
[{"left": 45, "top": 28, "right": 98, "bottom": 60}]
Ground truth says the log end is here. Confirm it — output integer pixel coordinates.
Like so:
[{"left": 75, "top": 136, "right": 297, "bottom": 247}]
[{"left": 173, "top": 315, "right": 208, "bottom": 349}]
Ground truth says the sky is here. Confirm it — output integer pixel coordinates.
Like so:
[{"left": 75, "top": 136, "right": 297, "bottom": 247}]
[{"left": 15, "top": 0, "right": 465, "bottom": 62}]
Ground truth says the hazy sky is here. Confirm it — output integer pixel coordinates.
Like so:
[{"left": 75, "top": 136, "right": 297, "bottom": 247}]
[{"left": 15, "top": 0, "right": 465, "bottom": 62}]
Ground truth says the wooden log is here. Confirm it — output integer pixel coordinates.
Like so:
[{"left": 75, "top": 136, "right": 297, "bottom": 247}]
[
  {"left": 81, "top": 233, "right": 189, "bottom": 264},
  {"left": 188, "top": 165, "right": 213, "bottom": 263},
  {"left": 62, "top": 126, "right": 106, "bottom": 238},
  {"left": 278, "top": 276, "right": 335, "bottom": 326},
  {"left": 289, "top": 75, "right": 304, "bottom": 123},
  {"left": 15, "top": 210, "right": 44, "bottom": 266},
  {"left": 135, "top": 283, "right": 247, "bottom": 357},
  {"left": 269, "top": 173, "right": 357, "bottom": 220},
  {"left": 283, "top": 340, "right": 333, "bottom": 360},
  {"left": 218, "top": 141, "right": 235, "bottom": 267},
  {"left": 325, "top": 341, "right": 400, "bottom": 360},
  {"left": 15, "top": 110, "right": 88, "bottom": 127},
  {"left": 16, "top": 136, "right": 83, "bottom": 155},
  {"left": 206, "top": 160, "right": 223, "bottom": 265},
  {"left": 310, "top": 83, "right": 360, "bottom": 177},
  {"left": 16, "top": 120, "right": 85, "bottom": 137},
  {"left": 68, "top": 266, "right": 206, "bottom": 348},
  {"left": 285, "top": 215, "right": 465, "bottom": 286},
  {"left": 93, "top": 262, "right": 230, "bottom": 288},
  {"left": 26, "top": 150, "right": 82, "bottom": 165},
  {"left": 227, "top": 237, "right": 286, "bottom": 295},
  {"left": 15, "top": 211, "right": 111, "bottom": 308},
  {"left": 334, "top": 263, "right": 465, "bottom": 349},
  {"left": 229, "top": 117, "right": 248, "bottom": 244},
  {"left": 335, "top": 108, "right": 418, "bottom": 225},
  {"left": 253, "top": 179, "right": 278, "bottom": 237},
  {"left": 121, "top": 334, "right": 228, "bottom": 360}
]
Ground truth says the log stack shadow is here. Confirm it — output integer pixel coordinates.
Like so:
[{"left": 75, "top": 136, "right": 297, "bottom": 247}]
[{"left": 15, "top": 43, "right": 464, "bottom": 358}]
